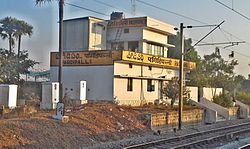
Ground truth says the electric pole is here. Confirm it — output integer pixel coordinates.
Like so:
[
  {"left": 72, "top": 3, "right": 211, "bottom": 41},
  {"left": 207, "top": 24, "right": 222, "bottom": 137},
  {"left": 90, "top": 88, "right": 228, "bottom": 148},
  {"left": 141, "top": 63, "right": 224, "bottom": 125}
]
[
  {"left": 178, "top": 23, "right": 184, "bottom": 130},
  {"left": 52, "top": 0, "right": 65, "bottom": 119},
  {"left": 176, "top": 21, "right": 224, "bottom": 130}
]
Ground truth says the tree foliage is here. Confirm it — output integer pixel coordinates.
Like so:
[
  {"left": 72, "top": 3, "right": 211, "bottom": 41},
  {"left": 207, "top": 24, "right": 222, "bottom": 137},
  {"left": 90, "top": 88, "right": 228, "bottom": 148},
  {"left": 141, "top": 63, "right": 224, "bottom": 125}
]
[
  {"left": 189, "top": 48, "right": 239, "bottom": 87},
  {"left": 168, "top": 32, "right": 200, "bottom": 62},
  {"left": 14, "top": 20, "right": 33, "bottom": 56},
  {"left": 0, "top": 17, "right": 18, "bottom": 52},
  {"left": 0, "top": 17, "right": 33, "bottom": 53},
  {"left": 187, "top": 47, "right": 245, "bottom": 100},
  {"left": 162, "top": 77, "right": 190, "bottom": 107},
  {"left": 213, "top": 93, "right": 234, "bottom": 108},
  {"left": 0, "top": 48, "right": 38, "bottom": 84}
]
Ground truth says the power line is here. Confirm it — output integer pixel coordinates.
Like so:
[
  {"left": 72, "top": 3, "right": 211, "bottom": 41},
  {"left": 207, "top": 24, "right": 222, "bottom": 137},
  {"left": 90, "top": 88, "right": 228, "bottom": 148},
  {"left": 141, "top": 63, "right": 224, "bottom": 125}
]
[
  {"left": 89, "top": 0, "right": 176, "bottom": 29},
  {"left": 132, "top": 0, "right": 250, "bottom": 58},
  {"left": 92, "top": 0, "right": 127, "bottom": 12},
  {"left": 220, "top": 29, "right": 250, "bottom": 46},
  {"left": 193, "top": 21, "right": 225, "bottom": 47},
  {"left": 214, "top": 0, "right": 250, "bottom": 20},
  {"left": 133, "top": 0, "right": 249, "bottom": 45},
  {"left": 136, "top": 0, "right": 207, "bottom": 24},
  {"left": 196, "top": 41, "right": 245, "bottom": 47},
  {"left": 193, "top": 39, "right": 250, "bottom": 58},
  {"left": 68, "top": 1, "right": 250, "bottom": 59},
  {"left": 65, "top": 2, "right": 109, "bottom": 16}
]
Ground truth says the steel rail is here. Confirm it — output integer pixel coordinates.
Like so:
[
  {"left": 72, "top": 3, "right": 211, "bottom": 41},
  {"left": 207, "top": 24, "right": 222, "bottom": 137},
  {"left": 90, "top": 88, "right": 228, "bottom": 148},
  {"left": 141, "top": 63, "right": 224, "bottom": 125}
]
[
  {"left": 124, "top": 121, "right": 250, "bottom": 149},
  {"left": 172, "top": 128, "right": 250, "bottom": 149}
]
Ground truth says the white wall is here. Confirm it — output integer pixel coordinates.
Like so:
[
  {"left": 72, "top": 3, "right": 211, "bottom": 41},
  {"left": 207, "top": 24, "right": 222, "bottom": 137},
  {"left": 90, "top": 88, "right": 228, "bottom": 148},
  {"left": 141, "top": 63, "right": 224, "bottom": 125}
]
[
  {"left": 186, "top": 86, "right": 198, "bottom": 102},
  {"left": 107, "top": 27, "right": 143, "bottom": 42},
  {"left": 89, "top": 19, "right": 107, "bottom": 50},
  {"left": 63, "top": 17, "right": 106, "bottom": 51},
  {"left": 0, "top": 84, "right": 17, "bottom": 108},
  {"left": 146, "top": 17, "right": 176, "bottom": 35},
  {"left": 114, "top": 62, "right": 178, "bottom": 79},
  {"left": 113, "top": 62, "right": 179, "bottom": 105},
  {"left": 50, "top": 65, "right": 114, "bottom": 101},
  {"left": 143, "top": 29, "right": 168, "bottom": 45},
  {"left": 63, "top": 19, "right": 89, "bottom": 51},
  {"left": 202, "top": 87, "right": 223, "bottom": 101}
]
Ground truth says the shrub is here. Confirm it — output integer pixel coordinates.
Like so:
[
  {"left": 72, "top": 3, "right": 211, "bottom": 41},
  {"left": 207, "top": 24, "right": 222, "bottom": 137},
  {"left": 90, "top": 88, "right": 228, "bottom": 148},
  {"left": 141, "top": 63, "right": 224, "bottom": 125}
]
[
  {"left": 236, "top": 91, "right": 250, "bottom": 106},
  {"left": 213, "top": 93, "right": 234, "bottom": 108}
]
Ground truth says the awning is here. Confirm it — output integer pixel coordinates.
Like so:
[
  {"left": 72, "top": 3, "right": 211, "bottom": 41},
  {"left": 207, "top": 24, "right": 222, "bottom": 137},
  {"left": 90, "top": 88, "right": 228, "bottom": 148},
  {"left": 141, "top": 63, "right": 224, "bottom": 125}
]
[{"left": 142, "top": 39, "right": 175, "bottom": 48}]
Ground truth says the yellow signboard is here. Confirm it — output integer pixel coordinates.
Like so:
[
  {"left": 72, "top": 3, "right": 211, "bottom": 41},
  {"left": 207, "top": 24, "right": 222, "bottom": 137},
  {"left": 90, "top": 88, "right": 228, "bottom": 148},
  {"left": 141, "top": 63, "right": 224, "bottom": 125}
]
[
  {"left": 122, "top": 51, "right": 196, "bottom": 70},
  {"left": 50, "top": 50, "right": 121, "bottom": 66},
  {"left": 50, "top": 50, "right": 195, "bottom": 70}
]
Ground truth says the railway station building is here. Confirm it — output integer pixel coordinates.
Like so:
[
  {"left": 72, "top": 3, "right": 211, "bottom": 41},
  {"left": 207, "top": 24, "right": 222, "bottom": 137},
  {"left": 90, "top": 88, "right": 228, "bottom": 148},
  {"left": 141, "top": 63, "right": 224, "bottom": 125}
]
[{"left": 49, "top": 12, "right": 196, "bottom": 106}]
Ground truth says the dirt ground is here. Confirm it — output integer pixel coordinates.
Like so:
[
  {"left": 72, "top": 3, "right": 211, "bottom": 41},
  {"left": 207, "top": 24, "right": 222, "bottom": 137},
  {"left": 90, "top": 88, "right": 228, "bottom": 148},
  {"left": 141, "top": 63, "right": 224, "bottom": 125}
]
[{"left": 0, "top": 103, "right": 176, "bottom": 149}]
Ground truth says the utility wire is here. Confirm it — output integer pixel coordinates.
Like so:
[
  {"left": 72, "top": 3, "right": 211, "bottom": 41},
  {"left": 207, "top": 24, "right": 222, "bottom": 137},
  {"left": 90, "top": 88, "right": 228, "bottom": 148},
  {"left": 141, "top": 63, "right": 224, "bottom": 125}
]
[
  {"left": 90, "top": 0, "right": 174, "bottom": 28},
  {"left": 220, "top": 29, "right": 250, "bottom": 46},
  {"left": 133, "top": 0, "right": 250, "bottom": 58},
  {"left": 67, "top": 1, "right": 250, "bottom": 59},
  {"left": 92, "top": 0, "right": 127, "bottom": 12},
  {"left": 214, "top": 0, "right": 250, "bottom": 20},
  {"left": 193, "top": 21, "right": 225, "bottom": 47},
  {"left": 134, "top": 0, "right": 250, "bottom": 46},
  {"left": 136, "top": 0, "right": 207, "bottom": 24},
  {"left": 65, "top": 2, "right": 109, "bottom": 16}
]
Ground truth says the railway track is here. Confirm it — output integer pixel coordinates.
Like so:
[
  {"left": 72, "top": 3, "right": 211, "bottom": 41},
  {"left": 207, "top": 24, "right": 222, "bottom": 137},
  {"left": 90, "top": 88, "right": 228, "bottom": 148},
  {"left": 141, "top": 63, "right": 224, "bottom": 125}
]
[{"left": 124, "top": 121, "right": 250, "bottom": 149}]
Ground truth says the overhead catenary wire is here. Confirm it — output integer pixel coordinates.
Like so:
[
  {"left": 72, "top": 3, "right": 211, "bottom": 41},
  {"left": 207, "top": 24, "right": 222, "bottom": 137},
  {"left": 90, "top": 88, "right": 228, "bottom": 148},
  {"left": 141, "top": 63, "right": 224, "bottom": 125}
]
[
  {"left": 67, "top": 0, "right": 250, "bottom": 59},
  {"left": 214, "top": 0, "right": 250, "bottom": 20},
  {"left": 91, "top": 0, "right": 250, "bottom": 48},
  {"left": 196, "top": 41, "right": 245, "bottom": 47},
  {"left": 136, "top": 0, "right": 207, "bottom": 25},
  {"left": 65, "top": 2, "right": 109, "bottom": 16},
  {"left": 192, "top": 21, "right": 225, "bottom": 47},
  {"left": 192, "top": 38, "right": 250, "bottom": 58},
  {"left": 92, "top": 0, "right": 128, "bottom": 13},
  {"left": 132, "top": 0, "right": 250, "bottom": 59},
  {"left": 135, "top": 0, "right": 250, "bottom": 47},
  {"left": 90, "top": 0, "right": 177, "bottom": 29}
]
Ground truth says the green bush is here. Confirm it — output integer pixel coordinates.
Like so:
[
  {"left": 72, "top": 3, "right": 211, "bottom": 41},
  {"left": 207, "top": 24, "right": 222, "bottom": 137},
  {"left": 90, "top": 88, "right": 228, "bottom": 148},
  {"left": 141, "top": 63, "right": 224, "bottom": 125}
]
[
  {"left": 236, "top": 91, "right": 250, "bottom": 106},
  {"left": 213, "top": 93, "right": 234, "bottom": 108}
]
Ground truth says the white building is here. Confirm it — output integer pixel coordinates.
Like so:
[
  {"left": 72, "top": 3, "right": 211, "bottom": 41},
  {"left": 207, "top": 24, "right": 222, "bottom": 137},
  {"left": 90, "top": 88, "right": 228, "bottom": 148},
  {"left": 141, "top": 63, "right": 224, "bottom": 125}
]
[{"left": 50, "top": 12, "right": 195, "bottom": 106}]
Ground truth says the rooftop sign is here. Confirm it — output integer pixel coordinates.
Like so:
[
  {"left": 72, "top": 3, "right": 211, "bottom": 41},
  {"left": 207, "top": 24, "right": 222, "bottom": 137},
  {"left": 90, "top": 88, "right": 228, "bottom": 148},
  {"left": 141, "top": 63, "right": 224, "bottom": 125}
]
[{"left": 107, "top": 17, "right": 147, "bottom": 28}]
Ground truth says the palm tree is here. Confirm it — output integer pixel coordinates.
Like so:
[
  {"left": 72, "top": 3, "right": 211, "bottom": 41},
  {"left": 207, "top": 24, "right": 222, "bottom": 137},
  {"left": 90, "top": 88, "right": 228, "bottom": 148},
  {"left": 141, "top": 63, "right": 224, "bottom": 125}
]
[
  {"left": 0, "top": 17, "right": 18, "bottom": 52},
  {"left": 14, "top": 20, "right": 33, "bottom": 57},
  {"left": 36, "top": 0, "right": 64, "bottom": 104}
]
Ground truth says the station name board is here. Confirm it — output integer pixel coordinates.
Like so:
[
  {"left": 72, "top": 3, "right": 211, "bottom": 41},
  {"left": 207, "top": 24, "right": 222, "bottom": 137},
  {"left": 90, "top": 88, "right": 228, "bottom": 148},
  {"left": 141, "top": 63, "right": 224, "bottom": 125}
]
[
  {"left": 108, "top": 17, "right": 147, "bottom": 28},
  {"left": 50, "top": 50, "right": 195, "bottom": 70},
  {"left": 50, "top": 50, "right": 121, "bottom": 66},
  {"left": 122, "top": 51, "right": 196, "bottom": 70}
]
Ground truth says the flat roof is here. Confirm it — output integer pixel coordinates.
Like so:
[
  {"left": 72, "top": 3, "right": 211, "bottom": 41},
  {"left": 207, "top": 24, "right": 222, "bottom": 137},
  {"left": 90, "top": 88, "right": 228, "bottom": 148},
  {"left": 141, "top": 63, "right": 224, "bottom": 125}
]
[{"left": 63, "top": 16, "right": 104, "bottom": 22}]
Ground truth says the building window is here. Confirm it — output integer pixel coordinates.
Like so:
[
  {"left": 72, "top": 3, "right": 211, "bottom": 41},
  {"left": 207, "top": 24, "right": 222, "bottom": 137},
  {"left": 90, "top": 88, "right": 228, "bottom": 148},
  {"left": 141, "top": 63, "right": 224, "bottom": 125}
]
[
  {"left": 154, "top": 45, "right": 162, "bottom": 56},
  {"left": 128, "top": 41, "right": 139, "bottom": 52},
  {"left": 124, "top": 28, "right": 129, "bottom": 33},
  {"left": 146, "top": 44, "right": 152, "bottom": 55},
  {"left": 147, "top": 79, "right": 155, "bottom": 92},
  {"left": 127, "top": 78, "right": 133, "bottom": 91},
  {"left": 146, "top": 43, "right": 165, "bottom": 56},
  {"left": 129, "top": 63, "right": 133, "bottom": 68},
  {"left": 111, "top": 42, "right": 124, "bottom": 50}
]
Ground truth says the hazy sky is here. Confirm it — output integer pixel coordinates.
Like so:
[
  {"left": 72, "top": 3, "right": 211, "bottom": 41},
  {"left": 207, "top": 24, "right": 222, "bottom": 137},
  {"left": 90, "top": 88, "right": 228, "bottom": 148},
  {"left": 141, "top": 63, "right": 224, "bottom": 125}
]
[{"left": 1, "top": 0, "right": 250, "bottom": 77}]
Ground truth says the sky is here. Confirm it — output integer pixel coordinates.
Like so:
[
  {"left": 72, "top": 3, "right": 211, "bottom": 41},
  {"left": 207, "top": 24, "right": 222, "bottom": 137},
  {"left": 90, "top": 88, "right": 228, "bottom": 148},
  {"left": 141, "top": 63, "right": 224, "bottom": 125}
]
[{"left": 1, "top": 0, "right": 250, "bottom": 77}]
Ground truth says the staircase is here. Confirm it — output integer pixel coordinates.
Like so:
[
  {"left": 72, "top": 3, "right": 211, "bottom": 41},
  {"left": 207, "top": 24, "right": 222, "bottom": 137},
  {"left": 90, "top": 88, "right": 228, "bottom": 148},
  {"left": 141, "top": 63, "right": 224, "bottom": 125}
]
[{"left": 114, "top": 28, "right": 122, "bottom": 41}]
